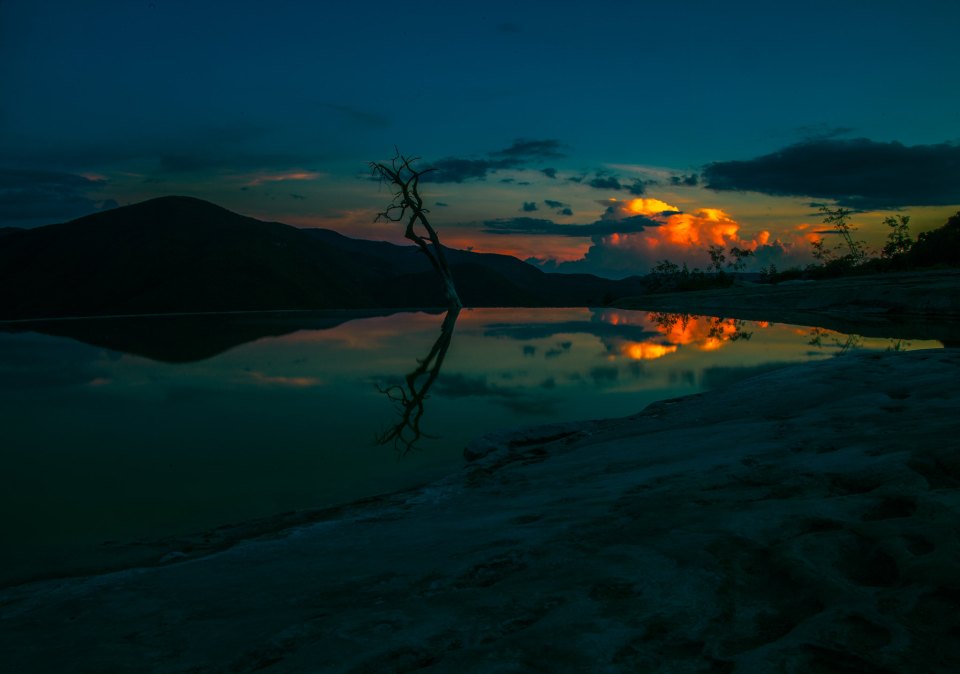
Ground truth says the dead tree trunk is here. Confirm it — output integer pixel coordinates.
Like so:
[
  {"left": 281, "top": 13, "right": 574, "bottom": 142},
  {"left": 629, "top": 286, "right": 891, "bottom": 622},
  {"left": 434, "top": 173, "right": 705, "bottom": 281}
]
[{"left": 370, "top": 151, "right": 462, "bottom": 311}]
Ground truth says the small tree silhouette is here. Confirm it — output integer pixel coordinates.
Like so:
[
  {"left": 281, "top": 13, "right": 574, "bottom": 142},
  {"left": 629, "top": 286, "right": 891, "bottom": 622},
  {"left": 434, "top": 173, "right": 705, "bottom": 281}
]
[
  {"left": 707, "top": 245, "right": 726, "bottom": 274},
  {"left": 819, "top": 205, "right": 865, "bottom": 265},
  {"left": 881, "top": 215, "right": 913, "bottom": 259},
  {"left": 370, "top": 151, "right": 462, "bottom": 311},
  {"left": 727, "top": 246, "right": 754, "bottom": 273}
]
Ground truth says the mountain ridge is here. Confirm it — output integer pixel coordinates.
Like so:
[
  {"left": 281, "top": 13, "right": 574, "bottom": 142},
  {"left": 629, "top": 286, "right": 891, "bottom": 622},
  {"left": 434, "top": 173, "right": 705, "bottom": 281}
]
[{"left": 0, "top": 196, "right": 646, "bottom": 319}]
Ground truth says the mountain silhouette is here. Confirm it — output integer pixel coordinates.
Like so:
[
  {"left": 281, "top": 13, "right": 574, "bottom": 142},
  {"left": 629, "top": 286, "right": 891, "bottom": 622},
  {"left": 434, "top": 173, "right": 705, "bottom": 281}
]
[{"left": 0, "top": 196, "right": 645, "bottom": 320}]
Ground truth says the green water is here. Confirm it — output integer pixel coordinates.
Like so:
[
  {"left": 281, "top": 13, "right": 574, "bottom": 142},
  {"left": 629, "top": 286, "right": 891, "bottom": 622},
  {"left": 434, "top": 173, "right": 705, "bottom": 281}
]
[{"left": 0, "top": 308, "right": 941, "bottom": 586}]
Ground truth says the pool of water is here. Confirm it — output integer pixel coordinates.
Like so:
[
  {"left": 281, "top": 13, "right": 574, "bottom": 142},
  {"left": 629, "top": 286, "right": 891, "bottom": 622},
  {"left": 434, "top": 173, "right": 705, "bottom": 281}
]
[{"left": 0, "top": 308, "right": 942, "bottom": 586}]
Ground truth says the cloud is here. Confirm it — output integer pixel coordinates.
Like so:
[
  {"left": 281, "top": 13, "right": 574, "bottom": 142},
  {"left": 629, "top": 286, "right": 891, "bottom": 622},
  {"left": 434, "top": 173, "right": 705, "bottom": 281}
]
[
  {"left": 541, "top": 168, "right": 558, "bottom": 179},
  {"left": 244, "top": 170, "right": 322, "bottom": 187},
  {"left": 492, "top": 139, "right": 565, "bottom": 160},
  {"left": 0, "top": 169, "right": 110, "bottom": 227},
  {"left": 670, "top": 174, "right": 699, "bottom": 186},
  {"left": 702, "top": 138, "right": 960, "bottom": 209},
  {"left": 794, "top": 124, "right": 855, "bottom": 141},
  {"left": 543, "top": 199, "right": 573, "bottom": 216},
  {"left": 320, "top": 103, "right": 390, "bottom": 128},
  {"left": 521, "top": 201, "right": 538, "bottom": 212},
  {"left": 533, "top": 203, "right": 802, "bottom": 277},
  {"left": 589, "top": 176, "right": 622, "bottom": 190},
  {"left": 483, "top": 214, "right": 661, "bottom": 237},
  {"left": 159, "top": 152, "right": 316, "bottom": 175},
  {"left": 583, "top": 173, "right": 657, "bottom": 195},
  {"left": 427, "top": 139, "right": 565, "bottom": 183}
]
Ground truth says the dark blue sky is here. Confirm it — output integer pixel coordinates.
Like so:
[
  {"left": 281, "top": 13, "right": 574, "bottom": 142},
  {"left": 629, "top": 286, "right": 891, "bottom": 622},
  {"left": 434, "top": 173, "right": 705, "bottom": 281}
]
[{"left": 3, "top": 0, "right": 959, "bottom": 275}]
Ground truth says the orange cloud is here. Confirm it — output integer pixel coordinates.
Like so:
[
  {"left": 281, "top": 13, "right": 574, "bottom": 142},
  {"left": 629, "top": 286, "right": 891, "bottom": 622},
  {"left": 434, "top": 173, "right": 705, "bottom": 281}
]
[
  {"left": 245, "top": 171, "right": 323, "bottom": 187},
  {"left": 627, "top": 197, "right": 680, "bottom": 216}
]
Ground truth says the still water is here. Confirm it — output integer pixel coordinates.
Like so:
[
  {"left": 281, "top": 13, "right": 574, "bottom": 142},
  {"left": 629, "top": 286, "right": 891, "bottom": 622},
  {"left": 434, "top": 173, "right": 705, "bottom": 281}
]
[{"left": 0, "top": 308, "right": 942, "bottom": 585}]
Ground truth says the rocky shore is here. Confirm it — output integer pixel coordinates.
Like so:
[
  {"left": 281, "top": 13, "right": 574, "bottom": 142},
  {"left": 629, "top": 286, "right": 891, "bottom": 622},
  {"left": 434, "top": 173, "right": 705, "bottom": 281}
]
[
  {"left": 2, "top": 348, "right": 958, "bottom": 673},
  {"left": 616, "top": 269, "right": 960, "bottom": 345}
]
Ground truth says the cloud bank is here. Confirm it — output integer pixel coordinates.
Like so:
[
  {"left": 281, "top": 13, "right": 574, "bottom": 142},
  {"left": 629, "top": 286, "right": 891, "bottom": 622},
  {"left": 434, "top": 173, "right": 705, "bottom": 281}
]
[
  {"left": 703, "top": 138, "right": 960, "bottom": 210},
  {"left": 0, "top": 169, "right": 113, "bottom": 227},
  {"left": 517, "top": 198, "right": 804, "bottom": 277},
  {"left": 426, "top": 139, "right": 565, "bottom": 183}
]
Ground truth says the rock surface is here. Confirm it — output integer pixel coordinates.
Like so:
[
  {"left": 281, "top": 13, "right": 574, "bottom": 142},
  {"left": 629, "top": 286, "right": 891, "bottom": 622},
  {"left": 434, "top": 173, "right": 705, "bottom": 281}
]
[{"left": 2, "top": 349, "right": 959, "bottom": 673}]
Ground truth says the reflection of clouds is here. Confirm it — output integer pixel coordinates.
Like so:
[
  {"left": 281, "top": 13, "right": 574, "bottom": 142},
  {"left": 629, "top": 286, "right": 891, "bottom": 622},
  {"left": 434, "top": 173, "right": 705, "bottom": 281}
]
[
  {"left": 248, "top": 372, "right": 323, "bottom": 388},
  {"left": 431, "top": 373, "right": 559, "bottom": 416},
  {"left": 276, "top": 312, "right": 444, "bottom": 350},
  {"left": 621, "top": 342, "right": 678, "bottom": 360},
  {"left": 646, "top": 313, "right": 752, "bottom": 352},
  {"left": 0, "top": 333, "right": 109, "bottom": 390},
  {"left": 485, "top": 320, "right": 657, "bottom": 342},
  {"left": 589, "top": 366, "right": 619, "bottom": 386}
]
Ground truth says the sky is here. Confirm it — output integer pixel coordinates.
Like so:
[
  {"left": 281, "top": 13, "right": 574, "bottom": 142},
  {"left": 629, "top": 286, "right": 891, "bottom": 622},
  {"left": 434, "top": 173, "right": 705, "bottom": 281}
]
[{"left": 2, "top": 0, "right": 959, "bottom": 277}]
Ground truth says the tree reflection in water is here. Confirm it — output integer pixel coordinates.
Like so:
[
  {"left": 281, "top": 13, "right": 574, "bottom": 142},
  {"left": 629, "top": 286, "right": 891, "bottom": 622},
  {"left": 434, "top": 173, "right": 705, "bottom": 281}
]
[
  {"left": 647, "top": 312, "right": 754, "bottom": 345},
  {"left": 377, "top": 307, "right": 460, "bottom": 455},
  {"left": 808, "top": 327, "right": 864, "bottom": 355}
]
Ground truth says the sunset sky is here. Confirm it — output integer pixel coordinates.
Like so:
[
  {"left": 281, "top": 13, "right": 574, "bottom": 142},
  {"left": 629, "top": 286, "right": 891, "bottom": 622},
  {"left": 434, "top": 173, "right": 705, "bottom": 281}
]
[{"left": 2, "top": 0, "right": 959, "bottom": 276}]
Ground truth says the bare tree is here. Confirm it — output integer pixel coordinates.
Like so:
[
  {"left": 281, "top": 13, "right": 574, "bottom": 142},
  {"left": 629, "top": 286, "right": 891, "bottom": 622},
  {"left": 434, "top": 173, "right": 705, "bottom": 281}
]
[{"left": 370, "top": 151, "right": 462, "bottom": 310}]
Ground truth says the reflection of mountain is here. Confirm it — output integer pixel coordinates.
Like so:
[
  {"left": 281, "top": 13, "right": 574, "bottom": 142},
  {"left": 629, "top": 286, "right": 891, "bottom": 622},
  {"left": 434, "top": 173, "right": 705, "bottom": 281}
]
[
  {"left": 0, "top": 311, "right": 406, "bottom": 363},
  {"left": 0, "top": 196, "right": 646, "bottom": 320}
]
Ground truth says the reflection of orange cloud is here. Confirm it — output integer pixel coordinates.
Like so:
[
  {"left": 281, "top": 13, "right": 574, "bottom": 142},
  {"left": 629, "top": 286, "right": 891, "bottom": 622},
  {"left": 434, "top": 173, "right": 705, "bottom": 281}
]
[
  {"left": 596, "top": 309, "right": 749, "bottom": 355},
  {"left": 648, "top": 313, "right": 745, "bottom": 352},
  {"left": 249, "top": 372, "right": 323, "bottom": 388},
  {"left": 623, "top": 342, "right": 678, "bottom": 360}
]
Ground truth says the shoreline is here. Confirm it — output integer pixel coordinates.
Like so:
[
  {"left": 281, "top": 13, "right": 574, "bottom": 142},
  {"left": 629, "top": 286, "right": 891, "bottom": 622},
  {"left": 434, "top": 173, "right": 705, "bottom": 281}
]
[
  {"left": 615, "top": 269, "right": 960, "bottom": 344},
  {"left": 3, "top": 348, "right": 958, "bottom": 672}
]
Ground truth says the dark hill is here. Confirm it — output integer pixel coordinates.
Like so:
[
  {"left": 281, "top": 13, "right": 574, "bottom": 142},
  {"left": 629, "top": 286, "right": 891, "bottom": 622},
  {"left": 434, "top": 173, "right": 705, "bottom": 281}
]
[
  {"left": 0, "top": 197, "right": 385, "bottom": 319},
  {"left": 0, "top": 196, "right": 645, "bottom": 319}
]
